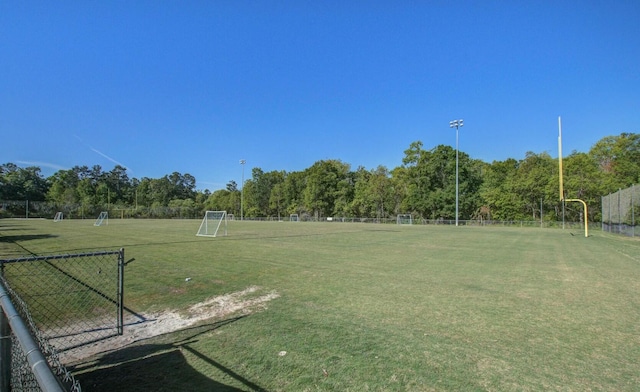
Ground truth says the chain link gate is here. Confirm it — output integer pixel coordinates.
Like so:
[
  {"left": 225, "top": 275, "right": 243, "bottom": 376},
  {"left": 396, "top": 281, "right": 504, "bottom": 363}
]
[{"left": 0, "top": 249, "right": 125, "bottom": 391}]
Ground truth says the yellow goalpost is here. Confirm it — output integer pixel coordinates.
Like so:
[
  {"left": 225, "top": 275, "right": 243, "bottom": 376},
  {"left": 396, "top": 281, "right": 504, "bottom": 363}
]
[{"left": 558, "top": 116, "right": 588, "bottom": 237}]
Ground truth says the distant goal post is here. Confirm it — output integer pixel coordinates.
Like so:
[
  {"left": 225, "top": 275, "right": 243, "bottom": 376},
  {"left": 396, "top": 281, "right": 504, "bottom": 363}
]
[
  {"left": 289, "top": 214, "right": 299, "bottom": 222},
  {"left": 196, "top": 210, "right": 228, "bottom": 237},
  {"left": 53, "top": 212, "right": 63, "bottom": 222},
  {"left": 397, "top": 214, "right": 412, "bottom": 225},
  {"left": 94, "top": 211, "right": 108, "bottom": 226}
]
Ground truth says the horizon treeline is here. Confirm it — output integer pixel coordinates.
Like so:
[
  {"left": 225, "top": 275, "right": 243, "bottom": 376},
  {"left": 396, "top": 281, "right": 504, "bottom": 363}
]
[{"left": 1, "top": 133, "right": 638, "bottom": 222}]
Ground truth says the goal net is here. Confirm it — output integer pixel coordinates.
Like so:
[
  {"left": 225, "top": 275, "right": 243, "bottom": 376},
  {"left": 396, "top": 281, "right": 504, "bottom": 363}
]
[
  {"left": 196, "top": 210, "right": 228, "bottom": 237},
  {"left": 397, "top": 214, "right": 412, "bottom": 225},
  {"left": 53, "top": 212, "right": 63, "bottom": 222},
  {"left": 94, "top": 211, "right": 108, "bottom": 226},
  {"left": 290, "top": 214, "right": 299, "bottom": 222}
]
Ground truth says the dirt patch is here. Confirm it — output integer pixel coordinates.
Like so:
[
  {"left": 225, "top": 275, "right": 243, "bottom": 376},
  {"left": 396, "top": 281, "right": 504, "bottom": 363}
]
[{"left": 60, "top": 286, "right": 279, "bottom": 364}]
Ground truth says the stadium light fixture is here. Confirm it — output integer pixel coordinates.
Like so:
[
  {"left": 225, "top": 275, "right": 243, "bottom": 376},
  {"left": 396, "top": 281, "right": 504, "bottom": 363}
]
[
  {"left": 240, "top": 159, "right": 246, "bottom": 221},
  {"left": 449, "top": 119, "right": 464, "bottom": 226}
]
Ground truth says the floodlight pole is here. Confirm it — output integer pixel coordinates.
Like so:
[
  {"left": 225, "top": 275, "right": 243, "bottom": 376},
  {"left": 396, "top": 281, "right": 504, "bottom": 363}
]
[
  {"left": 449, "top": 119, "right": 464, "bottom": 226},
  {"left": 240, "top": 159, "right": 246, "bottom": 221}
]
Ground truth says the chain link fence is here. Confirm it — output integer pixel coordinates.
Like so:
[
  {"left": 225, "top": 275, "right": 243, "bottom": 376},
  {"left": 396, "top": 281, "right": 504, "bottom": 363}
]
[
  {"left": 0, "top": 200, "right": 203, "bottom": 220},
  {"left": 601, "top": 184, "right": 638, "bottom": 237},
  {"left": 0, "top": 249, "right": 125, "bottom": 391}
]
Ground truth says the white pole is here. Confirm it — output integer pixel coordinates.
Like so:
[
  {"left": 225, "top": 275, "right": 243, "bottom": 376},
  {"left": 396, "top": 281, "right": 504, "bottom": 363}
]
[
  {"left": 450, "top": 119, "right": 463, "bottom": 226},
  {"left": 456, "top": 126, "right": 459, "bottom": 226}
]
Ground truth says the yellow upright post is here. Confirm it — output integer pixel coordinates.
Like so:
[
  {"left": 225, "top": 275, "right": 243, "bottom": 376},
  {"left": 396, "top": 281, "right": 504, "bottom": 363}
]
[
  {"left": 558, "top": 116, "right": 564, "bottom": 201},
  {"left": 566, "top": 199, "right": 588, "bottom": 237},
  {"left": 558, "top": 116, "right": 588, "bottom": 237}
]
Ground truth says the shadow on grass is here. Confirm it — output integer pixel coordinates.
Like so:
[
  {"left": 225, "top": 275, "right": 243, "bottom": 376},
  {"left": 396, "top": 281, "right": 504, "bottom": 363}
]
[
  {"left": 0, "top": 233, "right": 57, "bottom": 243},
  {"left": 71, "top": 317, "right": 268, "bottom": 392},
  {"left": 0, "top": 233, "right": 58, "bottom": 257}
]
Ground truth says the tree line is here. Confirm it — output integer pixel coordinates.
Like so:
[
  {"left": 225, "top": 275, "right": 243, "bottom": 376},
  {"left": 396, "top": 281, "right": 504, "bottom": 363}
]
[{"left": 1, "top": 134, "right": 638, "bottom": 222}]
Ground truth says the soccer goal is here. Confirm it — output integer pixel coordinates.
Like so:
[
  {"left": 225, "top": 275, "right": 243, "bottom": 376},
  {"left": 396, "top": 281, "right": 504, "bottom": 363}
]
[
  {"left": 53, "top": 212, "right": 63, "bottom": 222},
  {"left": 289, "top": 214, "right": 299, "bottom": 222},
  {"left": 397, "top": 214, "right": 412, "bottom": 225},
  {"left": 196, "top": 210, "right": 228, "bottom": 237},
  {"left": 94, "top": 211, "right": 108, "bottom": 226}
]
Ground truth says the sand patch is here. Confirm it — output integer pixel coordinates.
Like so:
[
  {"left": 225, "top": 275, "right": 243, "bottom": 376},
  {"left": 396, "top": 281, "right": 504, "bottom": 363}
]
[{"left": 60, "top": 286, "right": 279, "bottom": 364}]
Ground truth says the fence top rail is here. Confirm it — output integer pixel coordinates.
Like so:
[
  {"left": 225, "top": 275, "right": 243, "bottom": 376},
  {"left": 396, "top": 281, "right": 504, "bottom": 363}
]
[
  {"left": 0, "top": 280, "right": 66, "bottom": 392},
  {"left": 1, "top": 248, "right": 123, "bottom": 264}
]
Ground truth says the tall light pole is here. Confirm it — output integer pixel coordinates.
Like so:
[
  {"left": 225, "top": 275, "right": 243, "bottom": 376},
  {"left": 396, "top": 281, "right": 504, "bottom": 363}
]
[
  {"left": 240, "top": 159, "right": 246, "bottom": 221},
  {"left": 449, "top": 119, "right": 464, "bottom": 226}
]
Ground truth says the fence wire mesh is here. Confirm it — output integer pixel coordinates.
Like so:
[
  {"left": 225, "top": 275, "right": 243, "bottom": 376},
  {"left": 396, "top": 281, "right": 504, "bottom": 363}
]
[
  {"left": 0, "top": 249, "right": 124, "bottom": 391},
  {"left": 602, "top": 184, "right": 638, "bottom": 236},
  {"left": 2, "top": 280, "right": 81, "bottom": 392}
]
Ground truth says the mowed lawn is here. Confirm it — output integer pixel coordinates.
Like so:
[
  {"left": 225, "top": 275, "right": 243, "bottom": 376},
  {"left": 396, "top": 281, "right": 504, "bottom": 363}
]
[{"left": 1, "top": 218, "right": 639, "bottom": 391}]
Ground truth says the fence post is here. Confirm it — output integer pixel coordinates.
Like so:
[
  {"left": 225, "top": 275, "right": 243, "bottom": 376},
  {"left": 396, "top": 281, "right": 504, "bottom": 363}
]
[
  {"left": 118, "top": 248, "right": 125, "bottom": 336},
  {"left": 0, "top": 263, "right": 7, "bottom": 392},
  {"left": 0, "top": 309, "right": 10, "bottom": 392}
]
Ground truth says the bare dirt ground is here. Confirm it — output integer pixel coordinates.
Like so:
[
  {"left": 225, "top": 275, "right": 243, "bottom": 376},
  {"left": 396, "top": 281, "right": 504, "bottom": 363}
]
[{"left": 59, "top": 286, "right": 279, "bottom": 364}]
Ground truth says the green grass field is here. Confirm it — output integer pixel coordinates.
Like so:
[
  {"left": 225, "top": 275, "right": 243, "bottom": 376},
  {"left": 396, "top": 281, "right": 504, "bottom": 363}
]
[{"left": 1, "top": 218, "right": 639, "bottom": 391}]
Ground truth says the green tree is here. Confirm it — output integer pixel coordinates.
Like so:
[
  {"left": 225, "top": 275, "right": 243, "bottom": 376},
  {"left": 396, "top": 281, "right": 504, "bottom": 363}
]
[
  {"left": 303, "top": 160, "right": 350, "bottom": 219},
  {"left": 563, "top": 151, "right": 605, "bottom": 221},
  {"left": 509, "top": 152, "right": 556, "bottom": 220},
  {"left": 282, "top": 171, "right": 307, "bottom": 215},
  {"left": 479, "top": 159, "right": 521, "bottom": 220},
  {"left": 589, "top": 133, "right": 640, "bottom": 191},
  {"left": 0, "top": 163, "right": 49, "bottom": 201},
  {"left": 350, "top": 166, "right": 373, "bottom": 217},
  {"left": 366, "top": 166, "right": 394, "bottom": 219}
]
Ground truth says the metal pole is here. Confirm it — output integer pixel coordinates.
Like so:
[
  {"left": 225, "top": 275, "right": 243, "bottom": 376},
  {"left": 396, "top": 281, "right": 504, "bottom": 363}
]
[
  {"left": 0, "top": 260, "right": 9, "bottom": 392},
  {"left": 456, "top": 126, "right": 459, "bottom": 226},
  {"left": 632, "top": 185, "right": 635, "bottom": 237},
  {"left": 450, "top": 119, "right": 463, "bottom": 226},
  {"left": 608, "top": 193, "right": 612, "bottom": 232},
  {"left": 0, "top": 283, "right": 64, "bottom": 392},
  {"left": 117, "top": 248, "right": 125, "bottom": 336},
  {"left": 618, "top": 188, "right": 621, "bottom": 234},
  {"left": 0, "top": 308, "right": 9, "bottom": 392}
]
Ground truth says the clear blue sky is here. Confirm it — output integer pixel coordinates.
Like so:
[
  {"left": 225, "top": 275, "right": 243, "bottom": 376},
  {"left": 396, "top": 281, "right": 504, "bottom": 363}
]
[{"left": 1, "top": 1, "right": 638, "bottom": 191}]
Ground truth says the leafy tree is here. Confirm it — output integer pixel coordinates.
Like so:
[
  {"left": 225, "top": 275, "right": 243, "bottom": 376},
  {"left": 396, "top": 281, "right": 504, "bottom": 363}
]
[
  {"left": 510, "top": 152, "right": 555, "bottom": 220},
  {"left": 350, "top": 166, "right": 373, "bottom": 217},
  {"left": 390, "top": 166, "right": 410, "bottom": 216},
  {"left": 167, "top": 172, "right": 196, "bottom": 200},
  {"left": 589, "top": 133, "right": 640, "bottom": 191},
  {"left": 333, "top": 169, "right": 357, "bottom": 217},
  {"left": 479, "top": 159, "right": 521, "bottom": 220},
  {"left": 401, "top": 141, "right": 431, "bottom": 217},
  {"left": 0, "top": 163, "right": 49, "bottom": 201},
  {"left": 366, "top": 166, "right": 394, "bottom": 218},
  {"left": 282, "top": 170, "right": 307, "bottom": 215},
  {"left": 303, "top": 160, "right": 350, "bottom": 219},
  {"left": 226, "top": 181, "right": 238, "bottom": 192},
  {"left": 563, "top": 151, "right": 605, "bottom": 221},
  {"left": 401, "top": 143, "right": 481, "bottom": 220}
]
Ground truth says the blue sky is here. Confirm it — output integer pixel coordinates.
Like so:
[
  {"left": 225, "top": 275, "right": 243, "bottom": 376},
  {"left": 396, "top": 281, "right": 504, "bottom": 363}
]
[{"left": 1, "top": 1, "right": 638, "bottom": 191}]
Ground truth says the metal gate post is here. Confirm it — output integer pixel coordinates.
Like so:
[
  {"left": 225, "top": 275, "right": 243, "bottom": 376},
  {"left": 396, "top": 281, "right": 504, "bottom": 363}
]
[
  {"left": 117, "top": 248, "right": 125, "bottom": 335},
  {"left": 0, "top": 308, "right": 10, "bottom": 392}
]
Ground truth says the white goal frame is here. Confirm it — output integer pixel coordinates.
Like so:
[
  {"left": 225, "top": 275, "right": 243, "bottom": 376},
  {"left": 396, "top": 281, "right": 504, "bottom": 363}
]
[
  {"left": 397, "top": 214, "right": 412, "bottom": 225},
  {"left": 289, "top": 214, "right": 299, "bottom": 222},
  {"left": 53, "top": 212, "right": 63, "bottom": 222},
  {"left": 196, "top": 210, "right": 228, "bottom": 237},
  {"left": 94, "top": 211, "right": 108, "bottom": 226}
]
